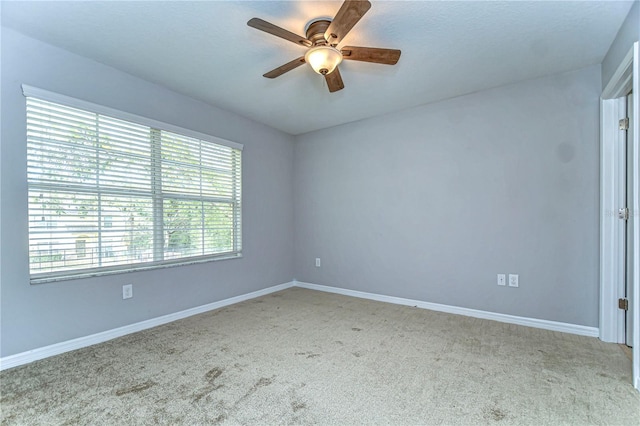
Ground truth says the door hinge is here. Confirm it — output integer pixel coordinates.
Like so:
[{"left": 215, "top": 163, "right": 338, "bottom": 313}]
[
  {"left": 618, "top": 298, "right": 629, "bottom": 311},
  {"left": 618, "top": 207, "right": 629, "bottom": 220},
  {"left": 619, "top": 117, "right": 629, "bottom": 130}
]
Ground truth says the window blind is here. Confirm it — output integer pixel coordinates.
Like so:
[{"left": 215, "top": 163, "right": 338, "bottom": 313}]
[{"left": 26, "top": 95, "right": 242, "bottom": 282}]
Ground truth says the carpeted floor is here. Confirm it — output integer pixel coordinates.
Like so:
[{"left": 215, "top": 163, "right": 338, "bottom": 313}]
[{"left": 1, "top": 287, "right": 639, "bottom": 425}]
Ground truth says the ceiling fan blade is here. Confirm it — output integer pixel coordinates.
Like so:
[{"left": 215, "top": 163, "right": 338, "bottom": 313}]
[
  {"left": 325, "top": 0, "right": 372, "bottom": 47},
  {"left": 341, "top": 46, "right": 401, "bottom": 65},
  {"left": 325, "top": 67, "right": 345, "bottom": 93},
  {"left": 247, "top": 18, "right": 312, "bottom": 47},
  {"left": 263, "top": 57, "right": 306, "bottom": 79}
]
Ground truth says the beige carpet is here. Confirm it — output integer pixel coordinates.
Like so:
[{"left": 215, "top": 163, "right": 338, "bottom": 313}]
[{"left": 1, "top": 287, "right": 638, "bottom": 425}]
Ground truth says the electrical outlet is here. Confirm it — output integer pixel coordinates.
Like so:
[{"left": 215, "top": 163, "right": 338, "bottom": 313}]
[
  {"left": 497, "top": 274, "right": 506, "bottom": 286},
  {"left": 508, "top": 274, "right": 519, "bottom": 288},
  {"left": 315, "top": 258, "right": 321, "bottom": 267},
  {"left": 122, "top": 284, "right": 133, "bottom": 299}
]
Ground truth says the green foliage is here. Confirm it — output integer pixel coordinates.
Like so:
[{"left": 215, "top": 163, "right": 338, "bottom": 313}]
[
  {"left": 30, "top": 253, "right": 63, "bottom": 264},
  {"left": 34, "top": 193, "right": 67, "bottom": 216},
  {"left": 164, "top": 199, "right": 198, "bottom": 252},
  {"left": 118, "top": 201, "right": 153, "bottom": 252}
]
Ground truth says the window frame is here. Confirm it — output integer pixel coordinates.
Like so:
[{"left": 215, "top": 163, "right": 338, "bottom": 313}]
[{"left": 23, "top": 85, "right": 243, "bottom": 284}]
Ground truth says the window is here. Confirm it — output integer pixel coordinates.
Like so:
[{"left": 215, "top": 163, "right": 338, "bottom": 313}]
[
  {"left": 25, "top": 87, "right": 242, "bottom": 282},
  {"left": 75, "top": 239, "right": 87, "bottom": 258}
]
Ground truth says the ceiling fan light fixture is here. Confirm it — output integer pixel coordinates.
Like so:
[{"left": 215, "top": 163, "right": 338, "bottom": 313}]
[
  {"left": 248, "top": 0, "right": 399, "bottom": 93},
  {"left": 304, "top": 45, "right": 343, "bottom": 75}
]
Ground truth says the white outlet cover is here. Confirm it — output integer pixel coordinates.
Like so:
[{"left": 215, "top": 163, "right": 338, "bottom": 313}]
[
  {"left": 315, "top": 258, "right": 321, "bottom": 267},
  {"left": 497, "top": 274, "right": 506, "bottom": 286},
  {"left": 122, "top": 284, "right": 133, "bottom": 299},
  {"left": 508, "top": 274, "right": 519, "bottom": 287}
]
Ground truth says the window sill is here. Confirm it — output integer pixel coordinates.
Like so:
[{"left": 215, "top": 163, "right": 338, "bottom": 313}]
[{"left": 29, "top": 253, "right": 243, "bottom": 285}]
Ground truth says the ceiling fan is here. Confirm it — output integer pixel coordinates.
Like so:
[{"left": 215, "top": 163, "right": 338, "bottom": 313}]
[{"left": 247, "top": 0, "right": 401, "bottom": 93}]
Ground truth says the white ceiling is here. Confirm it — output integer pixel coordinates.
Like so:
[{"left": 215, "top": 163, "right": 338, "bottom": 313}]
[{"left": 1, "top": 1, "right": 634, "bottom": 135}]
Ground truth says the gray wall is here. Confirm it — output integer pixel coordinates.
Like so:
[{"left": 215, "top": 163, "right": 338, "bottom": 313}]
[
  {"left": 0, "top": 19, "right": 612, "bottom": 358},
  {"left": 294, "top": 65, "right": 601, "bottom": 327},
  {"left": 602, "top": 0, "right": 639, "bottom": 89},
  {"left": 0, "top": 28, "right": 295, "bottom": 357}
]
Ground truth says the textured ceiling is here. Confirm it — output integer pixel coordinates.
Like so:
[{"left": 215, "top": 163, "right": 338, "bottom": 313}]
[{"left": 1, "top": 1, "right": 634, "bottom": 135}]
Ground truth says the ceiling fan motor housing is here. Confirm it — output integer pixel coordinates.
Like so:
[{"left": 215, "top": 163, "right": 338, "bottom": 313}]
[{"left": 305, "top": 20, "right": 332, "bottom": 46}]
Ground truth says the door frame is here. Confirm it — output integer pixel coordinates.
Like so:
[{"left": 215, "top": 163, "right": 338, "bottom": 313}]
[{"left": 600, "top": 42, "right": 639, "bottom": 391}]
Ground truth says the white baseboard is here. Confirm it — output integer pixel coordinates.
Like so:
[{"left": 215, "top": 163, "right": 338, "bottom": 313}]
[
  {"left": 0, "top": 281, "right": 295, "bottom": 371},
  {"left": 294, "top": 281, "right": 600, "bottom": 338},
  {"left": 0, "top": 279, "right": 601, "bottom": 371}
]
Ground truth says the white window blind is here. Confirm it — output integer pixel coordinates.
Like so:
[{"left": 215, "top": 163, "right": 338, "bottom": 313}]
[{"left": 26, "top": 93, "right": 242, "bottom": 282}]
